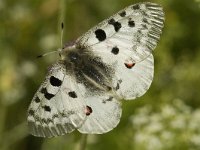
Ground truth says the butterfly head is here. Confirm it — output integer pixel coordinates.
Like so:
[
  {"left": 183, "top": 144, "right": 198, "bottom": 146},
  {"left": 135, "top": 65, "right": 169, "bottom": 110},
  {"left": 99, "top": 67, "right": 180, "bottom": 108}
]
[{"left": 59, "top": 42, "right": 76, "bottom": 60}]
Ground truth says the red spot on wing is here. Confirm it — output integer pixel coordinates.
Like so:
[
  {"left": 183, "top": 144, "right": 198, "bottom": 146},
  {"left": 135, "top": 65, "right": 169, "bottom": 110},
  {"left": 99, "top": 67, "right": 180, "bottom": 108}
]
[
  {"left": 124, "top": 63, "right": 135, "bottom": 69},
  {"left": 85, "top": 106, "right": 92, "bottom": 116}
]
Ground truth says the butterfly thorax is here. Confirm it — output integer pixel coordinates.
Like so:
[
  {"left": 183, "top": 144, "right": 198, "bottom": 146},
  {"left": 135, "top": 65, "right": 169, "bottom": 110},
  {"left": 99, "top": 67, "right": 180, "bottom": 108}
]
[{"left": 60, "top": 43, "right": 114, "bottom": 94}]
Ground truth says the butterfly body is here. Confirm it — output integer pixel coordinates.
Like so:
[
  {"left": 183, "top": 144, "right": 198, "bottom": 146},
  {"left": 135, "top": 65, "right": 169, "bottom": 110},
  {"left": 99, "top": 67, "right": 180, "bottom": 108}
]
[
  {"left": 60, "top": 44, "right": 114, "bottom": 93},
  {"left": 28, "top": 2, "right": 164, "bottom": 137}
]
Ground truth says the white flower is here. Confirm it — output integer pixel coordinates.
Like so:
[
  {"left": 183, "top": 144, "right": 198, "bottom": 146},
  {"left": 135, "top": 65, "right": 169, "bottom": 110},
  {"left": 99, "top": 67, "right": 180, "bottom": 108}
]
[
  {"left": 190, "top": 134, "right": 200, "bottom": 147},
  {"left": 134, "top": 132, "right": 148, "bottom": 143},
  {"left": 170, "top": 115, "right": 187, "bottom": 130},
  {"left": 20, "top": 61, "right": 37, "bottom": 77},
  {"left": 145, "top": 121, "right": 163, "bottom": 133},
  {"left": 131, "top": 114, "right": 149, "bottom": 127},
  {"left": 130, "top": 105, "right": 152, "bottom": 127},
  {"left": 131, "top": 99, "right": 200, "bottom": 150},
  {"left": 147, "top": 135, "right": 163, "bottom": 150},
  {"left": 134, "top": 133, "right": 163, "bottom": 150},
  {"left": 160, "top": 131, "right": 174, "bottom": 141},
  {"left": 161, "top": 104, "right": 176, "bottom": 119},
  {"left": 173, "top": 98, "right": 191, "bottom": 113},
  {"left": 188, "top": 109, "right": 200, "bottom": 131},
  {"left": 40, "top": 34, "right": 58, "bottom": 51}
]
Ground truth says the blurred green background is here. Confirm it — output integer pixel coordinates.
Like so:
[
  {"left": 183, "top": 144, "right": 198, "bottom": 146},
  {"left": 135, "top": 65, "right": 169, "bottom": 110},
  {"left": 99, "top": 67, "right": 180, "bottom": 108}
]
[{"left": 0, "top": 0, "right": 200, "bottom": 149}]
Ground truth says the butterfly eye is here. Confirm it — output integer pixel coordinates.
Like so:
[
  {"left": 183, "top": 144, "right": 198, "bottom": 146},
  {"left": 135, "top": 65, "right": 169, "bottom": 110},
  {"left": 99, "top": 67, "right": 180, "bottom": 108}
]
[{"left": 68, "top": 52, "right": 81, "bottom": 63}]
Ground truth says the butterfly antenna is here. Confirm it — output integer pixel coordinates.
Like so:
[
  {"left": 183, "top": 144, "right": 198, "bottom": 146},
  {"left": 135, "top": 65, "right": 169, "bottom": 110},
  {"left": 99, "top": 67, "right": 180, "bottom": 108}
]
[
  {"left": 37, "top": 50, "right": 58, "bottom": 58},
  {"left": 37, "top": 22, "right": 64, "bottom": 59},
  {"left": 61, "top": 22, "right": 64, "bottom": 49}
]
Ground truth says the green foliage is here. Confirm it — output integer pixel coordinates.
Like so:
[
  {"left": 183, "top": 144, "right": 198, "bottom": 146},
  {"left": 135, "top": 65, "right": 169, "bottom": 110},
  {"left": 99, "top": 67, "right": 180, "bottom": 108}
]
[{"left": 0, "top": 0, "right": 200, "bottom": 149}]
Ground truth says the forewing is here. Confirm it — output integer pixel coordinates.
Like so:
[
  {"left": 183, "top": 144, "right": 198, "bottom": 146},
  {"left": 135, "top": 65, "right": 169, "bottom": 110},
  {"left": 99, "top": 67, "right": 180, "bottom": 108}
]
[
  {"left": 27, "top": 62, "right": 86, "bottom": 137},
  {"left": 76, "top": 2, "right": 164, "bottom": 100},
  {"left": 77, "top": 2, "right": 164, "bottom": 63}
]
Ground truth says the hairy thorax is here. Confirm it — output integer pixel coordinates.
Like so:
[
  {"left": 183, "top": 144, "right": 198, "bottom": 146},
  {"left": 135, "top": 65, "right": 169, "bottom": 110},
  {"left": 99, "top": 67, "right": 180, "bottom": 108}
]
[{"left": 59, "top": 43, "right": 114, "bottom": 94}]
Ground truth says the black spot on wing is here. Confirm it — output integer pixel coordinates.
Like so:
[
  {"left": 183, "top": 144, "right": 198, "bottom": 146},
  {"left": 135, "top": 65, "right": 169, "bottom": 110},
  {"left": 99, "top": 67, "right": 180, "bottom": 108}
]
[
  {"left": 95, "top": 29, "right": 106, "bottom": 41},
  {"left": 108, "top": 18, "right": 121, "bottom": 32},
  {"left": 119, "top": 11, "right": 126, "bottom": 17},
  {"left": 116, "top": 83, "right": 120, "bottom": 90},
  {"left": 41, "top": 87, "right": 47, "bottom": 94},
  {"left": 113, "top": 22, "right": 121, "bottom": 32},
  {"left": 132, "top": 4, "right": 140, "bottom": 10},
  {"left": 143, "top": 18, "right": 149, "bottom": 24},
  {"left": 50, "top": 76, "right": 62, "bottom": 87},
  {"left": 128, "top": 20, "right": 135, "bottom": 27},
  {"left": 52, "top": 114, "right": 59, "bottom": 119},
  {"left": 34, "top": 115, "right": 39, "bottom": 121},
  {"left": 43, "top": 105, "right": 51, "bottom": 112},
  {"left": 106, "top": 86, "right": 112, "bottom": 91},
  {"left": 28, "top": 109, "right": 34, "bottom": 116},
  {"left": 116, "top": 79, "right": 122, "bottom": 90},
  {"left": 41, "top": 118, "right": 48, "bottom": 124},
  {"left": 68, "top": 91, "right": 77, "bottom": 98},
  {"left": 111, "top": 46, "right": 119, "bottom": 55},
  {"left": 46, "top": 118, "right": 53, "bottom": 124},
  {"left": 35, "top": 96, "right": 40, "bottom": 103},
  {"left": 142, "top": 24, "right": 148, "bottom": 29},
  {"left": 44, "top": 92, "right": 55, "bottom": 100},
  {"left": 41, "top": 87, "right": 55, "bottom": 100},
  {"left": 108, "top": 18, "right": 115, "bottom": 24},
  {"left": 102, "top": 96, "right": 113, "bottom": 104}
]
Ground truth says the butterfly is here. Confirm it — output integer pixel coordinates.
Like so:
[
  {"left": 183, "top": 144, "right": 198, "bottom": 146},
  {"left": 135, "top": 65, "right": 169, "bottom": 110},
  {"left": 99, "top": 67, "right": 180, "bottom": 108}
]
[{"left": 27, "top": 2, "right": 164, "bottom": 137}]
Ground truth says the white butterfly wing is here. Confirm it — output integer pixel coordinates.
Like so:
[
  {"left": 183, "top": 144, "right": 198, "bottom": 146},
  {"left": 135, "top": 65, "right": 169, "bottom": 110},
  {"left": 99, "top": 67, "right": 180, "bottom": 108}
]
[
  {"left": 64, "top": 56, "right": 122, "bottom": 134},
  {"left": 27, "top": 62, "right": 86, "bottom": 137},
  {"left": 114, "top": 54, "right": 154, "bottom": 100},
  {"left": 77, "top": 2, "right": 164, "bottom": 63},
  {"left": 78, "top": 94, "right": 122, "bottom": 134},
  {"left": 76, "top": 2, "right": 164, "bottom": 100}
]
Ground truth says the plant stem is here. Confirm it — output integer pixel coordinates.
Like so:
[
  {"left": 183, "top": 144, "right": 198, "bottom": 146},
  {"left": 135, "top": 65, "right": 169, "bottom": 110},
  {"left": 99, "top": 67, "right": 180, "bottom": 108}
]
[
  {"left": 79, "top": 134, "right": 88, "bottom": 150},
  {"left": 58, "top": 0, "right": 66, "bottom": 47}
]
